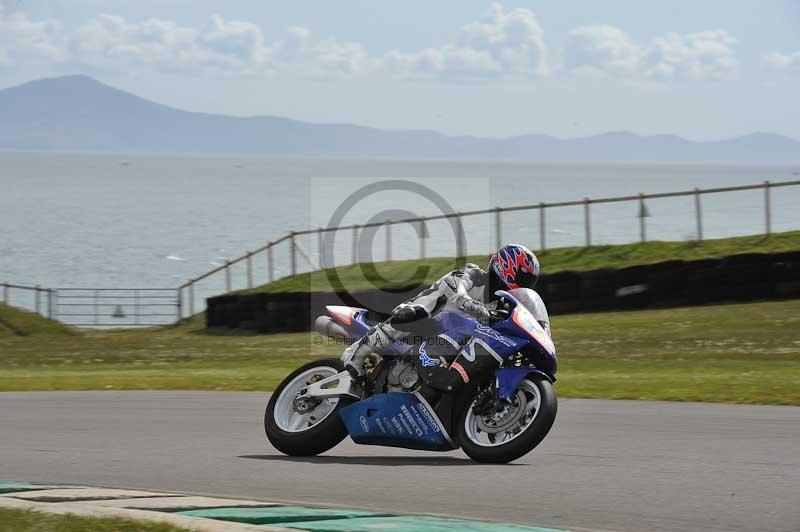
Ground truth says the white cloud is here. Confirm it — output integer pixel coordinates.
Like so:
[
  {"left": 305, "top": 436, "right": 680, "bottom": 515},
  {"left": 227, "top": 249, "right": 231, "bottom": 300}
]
[
  {"left": 3, "top": 3, "right": 745, "bottom": 84},
  {"left": 764, "top": 51, "right": 800, "bottom": 74},
  {"left": 0, "top": 6, "right": 66, "bottom": 65},
  {"left": 274, "top": 26, "right": 311, "bottom": 62},
  {"left": 565, "top": 25, "right": 737, "bottom": 81},
  {"left": 564, "top": 25, "right": 641, "bottom": 78},
  {"left": 313, "top": 39, "right": 372, "bottom": 77},
  {"left": 70, "top": 14, "right": 272, "bottom": 75},
  {"left": 380, "top": 2, "right": 548, "bottom": 80}
]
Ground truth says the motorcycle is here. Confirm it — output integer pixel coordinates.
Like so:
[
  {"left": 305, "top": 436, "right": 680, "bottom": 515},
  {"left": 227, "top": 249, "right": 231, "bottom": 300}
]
[{"left": 264, "top": 288, "right": 557, "bottom": 463}]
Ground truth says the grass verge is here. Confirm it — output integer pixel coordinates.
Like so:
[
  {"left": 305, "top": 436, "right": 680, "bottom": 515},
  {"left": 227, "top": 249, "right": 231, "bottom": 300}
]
[
  {"left": 240, "top": 231, "right": 800, "bottom": 294},
  {"left": 0, "top": 508, "right": 193, "bottom": 532},
  {"left": 1, "top": 300, "right": 798, "bottom": 405}
]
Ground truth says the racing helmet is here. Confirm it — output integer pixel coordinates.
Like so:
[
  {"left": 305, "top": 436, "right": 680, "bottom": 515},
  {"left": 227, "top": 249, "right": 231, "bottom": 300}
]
[{"left": 488, "top": 244, "right": 540, "bottom": 293}]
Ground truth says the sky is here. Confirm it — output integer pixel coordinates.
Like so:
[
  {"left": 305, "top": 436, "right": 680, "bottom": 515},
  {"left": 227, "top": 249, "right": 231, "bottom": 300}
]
[{"left": 1, "top": 1, "right": 799, "bottom": 140}]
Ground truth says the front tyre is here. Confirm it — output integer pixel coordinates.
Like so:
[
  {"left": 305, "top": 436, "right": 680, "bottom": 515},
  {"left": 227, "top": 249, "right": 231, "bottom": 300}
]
[
  {"left": 456, "top": 376, "right": 557, "bottom": 463},
  {"left": 265, "top": 359, "right": 354, "bottom": 456}
]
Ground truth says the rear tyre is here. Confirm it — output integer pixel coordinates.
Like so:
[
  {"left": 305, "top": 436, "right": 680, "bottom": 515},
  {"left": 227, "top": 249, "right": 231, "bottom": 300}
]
[
  {"left": 455, "top": 375, "right": 557, "bottom": 463},
  {"left": 265, "top": 359, "right": 354, "bottom": 456}
]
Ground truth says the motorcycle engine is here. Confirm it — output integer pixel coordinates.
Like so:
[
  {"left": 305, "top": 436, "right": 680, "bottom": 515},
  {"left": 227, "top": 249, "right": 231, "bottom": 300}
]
[{"left": 385, "top": 359, "right": 421, "bottom": 392}]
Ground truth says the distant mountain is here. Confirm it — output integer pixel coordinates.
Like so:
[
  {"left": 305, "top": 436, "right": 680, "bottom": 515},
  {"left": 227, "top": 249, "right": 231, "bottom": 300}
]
[{"left": 1, "top": 75, "right": 798, "bottom": 162}]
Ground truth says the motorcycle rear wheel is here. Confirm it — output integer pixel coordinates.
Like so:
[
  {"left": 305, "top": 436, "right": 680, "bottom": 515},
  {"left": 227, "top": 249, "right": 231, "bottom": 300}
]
[
  {"left": 264, "top": 358, "right": 354, "bottom": 456},
  {"left": 455, "top": 375, "right": 557, "bottom": 463}
]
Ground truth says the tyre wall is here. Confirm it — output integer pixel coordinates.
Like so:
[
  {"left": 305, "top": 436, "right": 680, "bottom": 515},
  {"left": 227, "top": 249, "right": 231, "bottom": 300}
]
[{"left": 206, "top": 251, "right": 800, "bottom": 332}]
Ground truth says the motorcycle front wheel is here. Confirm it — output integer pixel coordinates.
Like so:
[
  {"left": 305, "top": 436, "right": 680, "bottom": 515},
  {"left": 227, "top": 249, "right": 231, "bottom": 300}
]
[
  {"left": 264, "top": 358, "right": 354, "bottom": 456},
  {"left": 455, "top": 375, "right": 557, "bottom": 463}
]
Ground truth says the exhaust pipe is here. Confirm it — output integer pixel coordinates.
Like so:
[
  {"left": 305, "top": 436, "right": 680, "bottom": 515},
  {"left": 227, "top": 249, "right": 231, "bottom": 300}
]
[{"left": 315, "top": 315, "right": 350, "bottom": 340}]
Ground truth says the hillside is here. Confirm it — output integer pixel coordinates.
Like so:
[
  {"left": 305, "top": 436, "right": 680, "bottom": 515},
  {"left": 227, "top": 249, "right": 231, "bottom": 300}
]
[
  {"left": 1, "top": 75, "right": 799, "bottom": 162},
  {"left": 0, "top": 304, "right": 75, "bottom": 337}
]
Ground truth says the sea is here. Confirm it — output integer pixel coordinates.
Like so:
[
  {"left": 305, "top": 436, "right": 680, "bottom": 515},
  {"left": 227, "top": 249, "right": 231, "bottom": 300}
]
[{"left": 1, "top": 152, "right": 798, "bottom": 314}]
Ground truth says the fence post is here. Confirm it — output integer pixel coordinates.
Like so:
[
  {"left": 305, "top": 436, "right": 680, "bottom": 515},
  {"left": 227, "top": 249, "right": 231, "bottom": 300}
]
[
  {"left": 539, "top": 203, "right": 546, "bottom": 252},
  {"left": 189, "top": 282, "right": 195, "bottom": 316},
  {"left": 2, "top": 283, "right": 8, "bottom": 305},
  {"left": 290, "top": 232, "right": 297, "bottom": 275},
  {"left": 584, "top": 197, "right": 591, "bottom": 247},
  {"left": 352, "top": 225, "right": 359, "bottom": 265},
  {"left": 51, "top": 290, "right": 58, "bottom": 321},
  {"left": 134, "top": 289, "right": 140, "bottom": 326},
  {"left": 764, "top": 181, "right": 772, "bottom": 236},
  {"left": 246, "top": 252, "right": 253, "bottom": 289},
  {"left": 267, "top": 244, "right": 274, "bottom": 282},
  {"left": 47, "top": 289, "right": 53, "bottom": 319},
  {"left": 176, "top": 287, "right": 183, "bottom": 321},
  {"left": 495, "top": 208, "right": 502, "bottom": 248},
  {"left": 639, "top": 193, "right": 646, "bottom": 243},
  {"left": 386, "top": 222, "right": 392, "bottom": 262},
  {"left": 694, "top": 188, "right": 703, "bottom": 241},
  {"left": 94, "top": 289, "right": 99, "bottom": 326},
  {"left": 35, "top": 285, "right": 41, "bottom": 315},
  {"left": 224, "top": 260, "right": 232, "bottom": 292}
]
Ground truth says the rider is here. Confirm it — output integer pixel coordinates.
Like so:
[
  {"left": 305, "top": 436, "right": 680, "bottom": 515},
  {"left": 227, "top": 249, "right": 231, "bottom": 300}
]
[{"left": 342, "top": 244, "right": 544, "bottom": 385}]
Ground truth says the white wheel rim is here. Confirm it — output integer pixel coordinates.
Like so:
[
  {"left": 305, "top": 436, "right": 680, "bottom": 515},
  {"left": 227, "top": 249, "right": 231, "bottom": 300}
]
[
  {"left": 464, "top": 379, "right": 542, "bottom": 448},
  {"left": 274, "top": 366, "right": 340, "bottom": 433}
]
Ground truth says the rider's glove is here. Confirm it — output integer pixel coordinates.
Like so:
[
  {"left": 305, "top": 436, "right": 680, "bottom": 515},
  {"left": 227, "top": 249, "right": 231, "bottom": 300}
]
[
  {"left": 489, "top": 309, "right": 510, "bottom": 322},
  {"left": 456, "top": 295, "right": 490, "bottom": 324},
  {"left": 388, "top": 305, "right": 428, "bottom": 327}
]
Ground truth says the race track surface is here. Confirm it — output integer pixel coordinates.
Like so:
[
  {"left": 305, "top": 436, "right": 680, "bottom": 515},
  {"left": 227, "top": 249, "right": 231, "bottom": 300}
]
[{"left": 1, "top": 392, "right": 797, "bottom": 532}]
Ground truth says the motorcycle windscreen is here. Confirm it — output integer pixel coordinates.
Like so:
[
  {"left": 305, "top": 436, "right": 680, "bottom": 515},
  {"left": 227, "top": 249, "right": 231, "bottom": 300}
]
[{"left": 339, "top": 392, "right": 457, "bottom": 452}]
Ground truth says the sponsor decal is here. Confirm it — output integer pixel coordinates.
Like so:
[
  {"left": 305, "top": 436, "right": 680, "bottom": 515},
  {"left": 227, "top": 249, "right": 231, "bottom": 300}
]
[
  {"left": 450, "top": 361, "right": 469, "bottom": 384},
  {"left": 475, "top": 324, "right": 516, "bottom": 348},
  {"left": 418, "top": 342, "right": 440, "bottom": 367},
  {"left": 417, "top": 402, "right": 442, "bottom": 433},
  {"left": 616, "top": 284, "right": 648, "bottom": 297},
  {"left": 409, "top": 405, "right": 431, "bottom": 436},
  {"left": 401, "top": 405, "right": 424, "bottom": 436},
  {"left": 359, "top": 415, "right": 370, "bottom": 433},
  {"left": 462, "top": 342, "right": 476, "bottom": 362},
  {"left": 398, "top": 414, "right": 413, "bottom": 435}
]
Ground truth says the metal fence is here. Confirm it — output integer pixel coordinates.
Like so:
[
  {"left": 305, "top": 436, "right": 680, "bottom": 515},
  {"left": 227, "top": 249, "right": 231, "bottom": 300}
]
[
  {"left": 0, "top": 284, "right": 180, "bottom": 327},
  {"left": 177, "top": 179, "right": 800, "bottom": 318},
  {"left": 53, "top": 288, "right": 181, "bottom": 327},
  {"left": 1, "top": 283, "right": 54, "bottom": 318},
  {"left": 4, "top": 179, "right": 799, "bottom": 325}
]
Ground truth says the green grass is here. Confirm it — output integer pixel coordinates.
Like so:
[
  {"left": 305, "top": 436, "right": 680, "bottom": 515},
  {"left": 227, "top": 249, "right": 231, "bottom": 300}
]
[
  {"left": 1, "top": 300, "right": 798, "bottom": 405},
  {"left": 0, "top": 304, "right": 76, "bottom": 337},
  {"left": 0, "top": 508, "right": 194, "bottom": 532},
  {"left": 241, "top": 230, "right": 800, "bottom": 294}
]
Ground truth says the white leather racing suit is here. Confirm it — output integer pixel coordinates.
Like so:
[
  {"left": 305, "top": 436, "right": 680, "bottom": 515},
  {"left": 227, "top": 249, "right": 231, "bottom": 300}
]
[{"left": 342, "top": 263, "right": 495, "bottom": 376}]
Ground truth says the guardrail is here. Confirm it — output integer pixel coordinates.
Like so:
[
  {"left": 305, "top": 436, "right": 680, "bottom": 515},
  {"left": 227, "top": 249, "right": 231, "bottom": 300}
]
[
  {"left": 1, "top": 284, "right": 180, "bottom": 327},
  {"left": 53, "top": 288, "right": 181, "bottom": 327},
  {"left": 1, "top": 283, "right": 54, "bottom": 318},
  {"left": 177, "top": 179, "right": 800, "bottom": 318},
  {"left": 5, "top": 179, "right": 799, "bottom": 325}
]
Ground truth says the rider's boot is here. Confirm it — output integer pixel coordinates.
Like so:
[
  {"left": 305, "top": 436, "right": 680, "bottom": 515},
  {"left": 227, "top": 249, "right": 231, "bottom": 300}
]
[{"left": 341, "top": 324, "right": 394, "bottom": 378}]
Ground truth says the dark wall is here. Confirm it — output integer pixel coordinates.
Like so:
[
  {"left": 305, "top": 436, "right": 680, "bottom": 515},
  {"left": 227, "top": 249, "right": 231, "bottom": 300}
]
[{"left": 206, "top": 251, "right": 800, "bottom": 332}]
